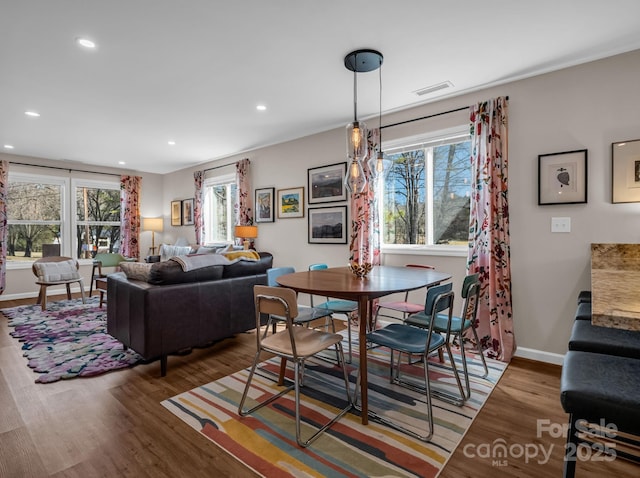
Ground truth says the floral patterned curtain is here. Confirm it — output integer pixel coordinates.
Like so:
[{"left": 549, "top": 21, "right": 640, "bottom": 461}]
[
  {"left": 235, "top": 158, "right": 252, "bottom": 226},
  {"left": 467, "top": 96, "right": 515, "bottom": 362},
  {"left": 0, "top": 160, "right": 8, "bottom": 294},
  {"left": 120, "top": 175, "right": 141, "bottom": 259},
  {"left": 194, "top": 170, "right": 204, "bottom": 244},
  {"left": 349, "top": 128, "right": 382, "bottom": 267}
]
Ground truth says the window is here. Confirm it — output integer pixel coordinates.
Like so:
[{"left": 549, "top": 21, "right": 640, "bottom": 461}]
[
  {"left": 7, "top": 173, "right": 121, "bottom": 263},
  {"left": 73, "top": 179, "right": 121, "bottom": 258},
  {"left": 7, "top": 174, "right": 65, "bottom": 262},
  {"left": 202, "top": 173, "right": 237, "bottom": 244},
  {"left": 380, "top": 127, "right": 471, "bottom": 250}
]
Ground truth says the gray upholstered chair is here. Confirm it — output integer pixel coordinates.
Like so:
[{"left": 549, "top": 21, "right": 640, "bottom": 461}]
[{"left": 32, "top": 256, "right": 85, "bottom": 310}]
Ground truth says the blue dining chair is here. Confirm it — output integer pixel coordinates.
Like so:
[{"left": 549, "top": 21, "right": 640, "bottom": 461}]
[
  {"left": 356, "top": 286, "right": 463, "bottom": 441},
  {"left": 308, "top": 263, "right": 359, "bottom": 362}
]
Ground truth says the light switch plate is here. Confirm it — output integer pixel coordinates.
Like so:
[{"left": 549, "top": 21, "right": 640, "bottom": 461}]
[{"left": 551, "top": 217, "right": 571, "bottom": 233}]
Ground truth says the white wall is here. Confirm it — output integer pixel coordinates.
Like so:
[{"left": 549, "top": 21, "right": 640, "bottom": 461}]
[{"left": 161, "top": 48, "right": 640, "bottom": 359}]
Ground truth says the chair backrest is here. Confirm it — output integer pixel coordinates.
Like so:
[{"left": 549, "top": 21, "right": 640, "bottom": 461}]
[
  {"left": 423, "top": 282, "right": 453, "bottom": 315},
  {"left": 406, "top": 264, "right": 435, "bottom": 270},
  {"left": 254, "top": 285, "right": 300, "bottom": 351},
  {"left": 32, "top": 256, "right": 80, "bottom": 282},
  {"left": 267, "top": 267, "right": 296, "bottom": 287},
  {"left": 94, "top": 253, "right": 126, "bottom": 267},
  {"left": 461, "top": 274, "right": 481, "bottom": 323},
  {"left": 308, "top": 263, "right": 328, "bottom": 271}
]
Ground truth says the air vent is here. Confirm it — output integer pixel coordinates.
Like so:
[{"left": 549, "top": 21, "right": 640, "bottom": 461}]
[{"left": 414, "top": 81, "right": 453, "bottom": 96}]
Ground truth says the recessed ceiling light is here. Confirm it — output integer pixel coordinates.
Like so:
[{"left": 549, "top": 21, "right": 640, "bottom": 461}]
[
  {"left": 4, "top": 144, "right": 14, "bottom": 149},
  {"left": 168, "top": 141, "right": 176, "bottom": 146},
  {"left": 256, "top": 105, "right": 267, "bottom": 111},
  {"left": 76, "top": 37, "right": 96, "bottom": 49},
  {"left": 118, "top": 161, "right": 126, "bottom": 165},
  {"left": 25, "top": 111, "right": 40, "bottom": 117}
]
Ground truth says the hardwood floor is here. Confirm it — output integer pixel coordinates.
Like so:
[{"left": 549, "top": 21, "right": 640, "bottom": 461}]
[{"left": 1, "top": 294, "right": 637, "bottom": 477}]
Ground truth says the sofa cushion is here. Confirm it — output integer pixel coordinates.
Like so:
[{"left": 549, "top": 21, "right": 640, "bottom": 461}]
[
  {"left": 119, "top": 261, "right": 154, "bottom": 281},
  {"left": 147, "top": 260, "right": 224, "bottom": 285},
  {"left": 222, "top": 252, "right": 273, "bottom": 278}
]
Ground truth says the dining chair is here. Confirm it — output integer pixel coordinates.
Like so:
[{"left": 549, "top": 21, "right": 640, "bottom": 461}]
[
  {"left": 356, "top": 286, "right": 463, "bottom": 441},
  {"left": 265, "top": 267, "right": 334, "bottom": 336},
  {"left": 238, "top": 285, "right": 353, "bottom": 447},
  {"left": 407, "top": 273, "right": 487, "bottom": 399},
  {"left": 372, "top": 264, "right": 436, "bottom": 330},
  {"left": 32, "top": 256, "right": 86, "bottom": 310},
  {"left": 308, "top": 263, "right": 359, "bottom": 362}
]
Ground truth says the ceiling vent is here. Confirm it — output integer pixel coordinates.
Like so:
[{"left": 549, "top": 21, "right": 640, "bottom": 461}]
[{"left": 414, "top": 81, "right": 453, "bottom": 96}]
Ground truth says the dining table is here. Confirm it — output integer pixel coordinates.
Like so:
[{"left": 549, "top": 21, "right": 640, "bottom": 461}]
[{"left": 277, "top": 265, "right": 452, "bottom": 424}]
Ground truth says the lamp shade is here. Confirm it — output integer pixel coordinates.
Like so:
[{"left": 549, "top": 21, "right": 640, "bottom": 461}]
[
  {"left": 235, "top": 225, "right": 258, "bottom": 239},
  {"left": 142, "top": 217, "right": 164, "bottom": 232}
]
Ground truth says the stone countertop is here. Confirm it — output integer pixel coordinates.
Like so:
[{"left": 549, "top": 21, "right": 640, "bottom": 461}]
[{"left": 591, "top": 243, "right": 640, "bottom": 331}]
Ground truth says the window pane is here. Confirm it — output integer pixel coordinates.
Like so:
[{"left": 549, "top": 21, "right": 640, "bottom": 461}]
[
  {"left": 76, "top": 225, "right": 121, "bottom": 258},
  {"left": 381, "top": 134, "right": 471, "bottom": 247},
  {"left": 7, "top": 224, "right": 61, "bottom": 260},
  {"left": 204, "top": 180, "right": 236, "bottom": 244},
  {"left": 383, "top": 149, "right": 426, "bottom": 244},
  {"left": 432, "top": 141, "right": 471, "bottom": 245},
  {"left": 76, "top": 187, "right": 120, "bottom": 222},
  {"left": 8, "top": 182, "right": 61, "bottom": 221}
]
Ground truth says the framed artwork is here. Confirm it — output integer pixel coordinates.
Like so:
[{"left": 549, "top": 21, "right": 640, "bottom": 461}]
[
  {"left": 308, "top": 206, "right": 347, "bottom": 244},
  {"left": 171, "top": 200, "right": 182, "bottom": 226},
  {"left": 277, "top": 187, "right": 304, "bottom": 218},
  {"left": 612, "top": 139, "right": 640, "bottom": 203},
  {"left": 181, "top": 198, "right": 195, "bottom": 225},
  {"left": 255, "top": 187, "right": 275, "bottom": 223},
  {"left": 538, "top": 149, "right": 588, "bottom": 205},
  {"left": 308, "top": 162, "right": 347, "bottom": 204}
]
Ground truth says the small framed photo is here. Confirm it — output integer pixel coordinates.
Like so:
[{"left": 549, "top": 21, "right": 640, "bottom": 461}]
[
  {"left": 308, "top": 206, "right": 347, "bottom": 244},
  {"left": 308, "top": 162, "right": 347, "bottom": 204},
  {"left": 182, "top": 198, "right": 195, "bottom": 225},
  {"left": 538, "top": 149, "right": 588, "bottom": 205},
  {"left": 277, "top": 187, "right": 304, "bottom": 218},
  {"left": 255, "top": 187, "right": 275, "bottom": 223},
  {"left": 171, "top": 200, "right": 182, "bottom": 226},
  {"left": 612, "top": 139, "right": 640, "bottom": 203}
]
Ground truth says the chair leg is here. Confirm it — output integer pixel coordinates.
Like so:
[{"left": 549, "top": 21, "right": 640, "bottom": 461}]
[
  {"left": 65, "top": 283, "right": 72, "bottom": 300},
  {"left": 563, "top": 414, "right": 579, "bottom": 478},
  {"left": 78, "top": 279, "right": 86, "bottom": 304},
  {"left": 469, "top": 324, "right": 489, "bottom": 378},
  {"left": 37, "top": 285, "right": 47, "bottom": 311}
]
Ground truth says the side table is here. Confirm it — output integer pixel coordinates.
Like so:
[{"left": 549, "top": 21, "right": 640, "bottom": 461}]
[{"left": 95, "top": 277, "right": 108, "bottom": 308}]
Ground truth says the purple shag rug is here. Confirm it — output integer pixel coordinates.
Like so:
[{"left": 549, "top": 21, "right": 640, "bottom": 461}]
[{"left": 2, "top": 297, "right": 141, "bottom": 383}]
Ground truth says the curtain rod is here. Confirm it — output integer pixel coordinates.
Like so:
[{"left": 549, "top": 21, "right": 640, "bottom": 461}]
[
  {"left": 9, "top": 161, "right": 121, "bottom": 177},
  {"left": 203, "top": 161, "right": 236, "bottom": 173},
  {"left": 381, "top": 96, "right": 509, "bottom": 130}
]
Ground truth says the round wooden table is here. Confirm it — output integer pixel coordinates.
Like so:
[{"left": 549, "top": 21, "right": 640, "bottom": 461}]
[{"left": 277, "top": 265, "right": 452, "bottom": 424}]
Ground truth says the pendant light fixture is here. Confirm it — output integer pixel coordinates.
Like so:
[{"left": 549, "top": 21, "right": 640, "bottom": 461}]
[
  {"left": 369, "top": 60, "right": 387, "bottom": 177},
  {"left": 343, "top": 49, "right": 383, "bottom": 194}
]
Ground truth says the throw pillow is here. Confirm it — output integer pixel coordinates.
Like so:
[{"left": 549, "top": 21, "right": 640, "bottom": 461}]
[
  {"left": 221, "top": 250, "right": 260, "bottom": 261},
  {"left": 119, "top": 262, "right": 154, "bottom": 281},
  {"left": 33, "top": 259, "right": 80, "bottom": 282}
]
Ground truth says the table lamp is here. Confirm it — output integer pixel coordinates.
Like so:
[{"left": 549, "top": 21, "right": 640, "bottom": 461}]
[
  {"left": 234, "top": 225, "right": 258, "bottom": 250},
  {"left": 142, "top": 217, "right": 164, "bottom": 254}
]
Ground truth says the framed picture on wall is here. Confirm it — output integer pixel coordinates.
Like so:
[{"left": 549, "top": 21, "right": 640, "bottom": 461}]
[
  {"left": 612, "top": 138, "right": 640, "bottom": 203},
  {"left": 277, "top": 187, "right": 304, "bottom": 218},
  {"left": 171, "top": 200, "right": 182, "bottom": 226},
  {"left": 255, "top": 187, "right": 275, "bottom": 223},
  {"left": 308, "top": 162, "right": 347, "bottom": 204},
  {"left": 538, "top": 149, "right": 588, "bottom": 205},
  {"left": 308, "top": 206, "right": 347, "bottom": 244},
  {"left": 182, "top": 198, "right": 195, "bottom": 226}
]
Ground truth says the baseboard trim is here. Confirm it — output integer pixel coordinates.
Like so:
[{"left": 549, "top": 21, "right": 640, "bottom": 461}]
[
  {"left": 1, "top": 286, "right": 90, "bottom": 303},
  {"left": 515, "top": 347, "right": 565, "bottom": 365}
]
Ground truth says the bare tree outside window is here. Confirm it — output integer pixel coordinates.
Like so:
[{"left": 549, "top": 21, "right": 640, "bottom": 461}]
[{"left": 382, "top": 136, "right": 471, "bottom": 247}]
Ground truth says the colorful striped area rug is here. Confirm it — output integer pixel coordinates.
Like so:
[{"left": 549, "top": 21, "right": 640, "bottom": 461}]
[{"left": 162, "top": 335, "right": 507, "bottom": 477}]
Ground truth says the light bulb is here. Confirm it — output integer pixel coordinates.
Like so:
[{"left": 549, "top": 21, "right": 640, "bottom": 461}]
[
  {"left": 345, "top": 158, "right": 367, "bottom": 193},
  {"left": 346, "top": 121, "right": 367, "bottom": 160}
]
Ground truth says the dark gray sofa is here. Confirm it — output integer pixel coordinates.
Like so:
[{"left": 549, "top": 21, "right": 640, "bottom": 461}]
[{"left": 106, "top": 252, "right": 273, "bottom": 376}]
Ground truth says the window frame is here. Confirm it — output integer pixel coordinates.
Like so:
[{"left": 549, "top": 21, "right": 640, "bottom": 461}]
[
  {"left": 379, "top": 125, "right": 471, "bottom": 257},
  {"left": 202, "top": 172, "right": 237, "bottom": 245},
  {"left": 6, "top": 172, "right": 69, "bottom": 269}
]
